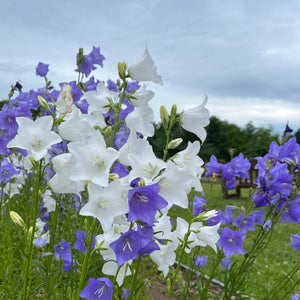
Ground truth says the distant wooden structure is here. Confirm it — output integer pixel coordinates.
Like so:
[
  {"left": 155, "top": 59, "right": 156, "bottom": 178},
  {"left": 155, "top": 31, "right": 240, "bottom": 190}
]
[{"left": 222, "top": 158, "right": 258, "bottom": 199}]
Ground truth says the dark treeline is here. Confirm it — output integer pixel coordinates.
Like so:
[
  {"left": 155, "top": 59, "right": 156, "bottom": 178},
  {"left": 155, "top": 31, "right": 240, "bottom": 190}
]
[{"left": 149, "top": 115, "right": 300, "bottom": 163}]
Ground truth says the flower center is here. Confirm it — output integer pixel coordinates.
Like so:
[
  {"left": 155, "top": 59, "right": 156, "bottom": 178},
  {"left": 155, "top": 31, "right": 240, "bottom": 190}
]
[
  {"left": 122, "top": 238, "right": 133, "bottom": 252},
  {"left": 133, "top": 192, "right": 149, "bottom": 204},
  {"left": 144, "top": 163, "right": 157, "bottom": 177},
  {"left": 97, "top": 198, "right": 108, "bottom": 208},
  {"left": 91, "top": 156, "right": 105, "bottom": 171},
  {"left": 94, "top": 285, "right": 106, "bottom": 297},
  {"left": 32, "top": 134, "right": 41, "bottom": 150}
]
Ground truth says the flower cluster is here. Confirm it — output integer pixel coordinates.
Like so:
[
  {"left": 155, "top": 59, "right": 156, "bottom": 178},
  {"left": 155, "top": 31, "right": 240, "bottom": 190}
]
[
  {"left": 205, "top": 153, "right": 251, "bottom": 189},
  {"left": 3, "top": 45, "right": 222, "bottom": 298},
  {"left": 2, "top": 45, "right": 299, "bottom": 300}
]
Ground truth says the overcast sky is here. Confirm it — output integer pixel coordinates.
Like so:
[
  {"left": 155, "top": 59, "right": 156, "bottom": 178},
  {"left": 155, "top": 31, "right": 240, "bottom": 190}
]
[{"left": 1, "top": 0, "right": 300, "bottom": 133}]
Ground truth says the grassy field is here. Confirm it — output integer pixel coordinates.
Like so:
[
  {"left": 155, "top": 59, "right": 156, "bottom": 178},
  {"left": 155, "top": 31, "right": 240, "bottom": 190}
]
[{"left": 180, "top": 181, "right": 300, "bottom": 299}]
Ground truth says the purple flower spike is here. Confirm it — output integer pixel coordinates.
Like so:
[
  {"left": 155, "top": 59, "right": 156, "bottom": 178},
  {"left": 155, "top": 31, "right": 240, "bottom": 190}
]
[
  {"left": 128, "top": 183, "right": 168, "bottom": 226},
  {"left": 290, "top": 234, "right": 300, "bottom": 253},
  {"left": 217, "top": 227, "right": 246, "bottom": 258},
  {"left": 79, "top": 277, "right": 113, "bottom": 300},
  {"left": 36, "top": 62, "right": 49, "bottom": 77}
]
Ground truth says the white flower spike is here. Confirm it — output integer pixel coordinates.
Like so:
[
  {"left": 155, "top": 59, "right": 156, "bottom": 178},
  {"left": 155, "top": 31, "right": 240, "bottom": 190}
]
[{"left": 128, "top": 47, "right": 163, "bottom": 84}]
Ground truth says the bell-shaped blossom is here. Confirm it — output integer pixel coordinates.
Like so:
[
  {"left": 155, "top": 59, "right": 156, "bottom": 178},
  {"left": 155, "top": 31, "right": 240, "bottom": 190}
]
[
  {"left": 205, "top": 155, "right": 222, "bottom": 176},
  {"left": 73, "top": 230, "right": 96, "bottom": 255},
  {"left": 68, "top": 134, "right": 118, "bottom": 187},
  {"left": 290, "top": 234, "right": 300, "bottom": 253},
  {"left": 84, "top": 82, "right": 117, "bottom": 114},
  {"left": 130, "top": 84, "right": 155, "bottom": 107},
  {"left": 54, "top": 239, "right": 75, "bottom": 271},
  {"left": 43, "top": 190, "right": 56, "bottom": 212},
  {"left": 80, "top": 181, "right": 128, "bottom": 232},
  {"left": 102, "top": 260, "right": 132, "bottom": 286},
  {"left": 58, "top": 107, "right": 104, "bottom": 142},
  {"left": 154, "top": 161, "right": 195, "bottom": 208},
  {"left": 7, "top": 116, "right": 62, "bottom": 161},
  {"left": 79, "top": 277, "right": 113, "bottom": 300},
  {"left": 181, "top": 95, "right": 209, "bottom": 142},
  {"left": 0, "top": 158, "right": 19, "bottom": 183},
  {"left": 128, "top": 47, "right": 163, "bottom": 84},
  {"left": 49, "top": 153, "right": 84, "bottom": 194},
  {"left": 195, "top": 255, "right": 207, "bottom": 268},
  {"left": 150, "top": 240, "right": 178, "bottom": 277},
  {"left": 217, "top": 227, "right": 246, "bottom": 258},
  {"left": 127, "top": 183, "right": 168, "bottom": 226},
  {"left": 36, "top": 62, "right": 49, "bottom": 77},
  {"left": 127, "top": 140, "right": 166, "bottom": 182},
  {"left": 125, "top": 102, "right": 155, "bottom": 137},
  {"left": 118, "top": 131, "right": 150, "bottom": 166},
  {"left": 110, "top": 226, "right": 156, "bottom": 266}
]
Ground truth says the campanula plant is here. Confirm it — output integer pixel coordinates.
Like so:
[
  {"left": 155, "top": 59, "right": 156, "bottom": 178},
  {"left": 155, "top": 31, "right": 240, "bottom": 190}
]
[{"left": 0, "top": 45, "right": 299, "bottom": 300}]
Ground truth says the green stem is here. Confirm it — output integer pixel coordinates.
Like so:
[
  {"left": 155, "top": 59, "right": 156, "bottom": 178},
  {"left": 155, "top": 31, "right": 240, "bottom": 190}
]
[
  {"left": 76, "top": 218, "right": 97, "bottom": 299},
  {"left": 128, "top": 255, "right": 142, "bottom": 299},
  {"left": 225, "top": 195, "right": 295, "bottom": 298},
  {"left": 22, "top": 160, "right": 43, "bottom": 300}
]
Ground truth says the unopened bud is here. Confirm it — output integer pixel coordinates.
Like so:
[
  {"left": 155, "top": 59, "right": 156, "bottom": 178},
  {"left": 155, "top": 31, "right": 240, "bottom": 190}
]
[
  {"left": 109, "top": 173, "right": 119, "bottom": 181},
  {"left": 139, "top": 178, "right": 145, "bottom": 187},
  {"left": 38, "top": 95, "right": 50, "bottom": 111},
  {"left": 171, "top": 104, "right": 177, "bottom": 119},
  {"left": 28, "top": 226, "right": 34, "bottom": 238},
  {"left": 118, "top": 62, "right": 126, "bottom": 80},
  {"left": 10, "top": 211, "right": 25, "bottom": 228},
  {"left": 168, "top": 138, "right": 183, "bottom": 149},
  {"left": 30, "top": 156, "right": 38, "bottom": 168},
  {"left": 105, "top": 126, "right": 112, "bottom": 138},
  {"left": 160, "top": 105, "right": 169, "bottom": 130}
]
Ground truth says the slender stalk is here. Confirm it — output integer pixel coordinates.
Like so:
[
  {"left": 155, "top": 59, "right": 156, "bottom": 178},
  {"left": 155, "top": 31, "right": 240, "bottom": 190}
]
[
  {"left": 128, "top": 255, "right": 142, "bottom": 299},
  {"left": 76, "top": 218, "right": 97, "bottom": 299},
  {"left": 22, "top": 160, "right": 43, "bottom": 300}
]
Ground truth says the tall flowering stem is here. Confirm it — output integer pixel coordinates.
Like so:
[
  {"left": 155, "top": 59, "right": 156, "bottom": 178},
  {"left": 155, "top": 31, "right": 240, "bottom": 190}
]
[
  {"left": 76, "top": 217, "right": 98, "bottom": 299},
  {"left": 22, "top": 159, "right": 43, "bottom": 300},
  {"left": 224, "top": 191, "right": 298, "bottom": 298}
]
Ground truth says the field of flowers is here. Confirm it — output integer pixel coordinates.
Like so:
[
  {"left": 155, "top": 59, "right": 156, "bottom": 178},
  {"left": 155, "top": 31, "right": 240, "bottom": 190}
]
[{"left": 0, "top": 46, "right": 299, "bottom": 299}]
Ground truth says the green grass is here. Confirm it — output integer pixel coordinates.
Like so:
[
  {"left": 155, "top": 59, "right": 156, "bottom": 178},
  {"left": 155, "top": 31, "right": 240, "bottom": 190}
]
[{"left": 180, "top": 181, "right": 300, "bottom": 299}]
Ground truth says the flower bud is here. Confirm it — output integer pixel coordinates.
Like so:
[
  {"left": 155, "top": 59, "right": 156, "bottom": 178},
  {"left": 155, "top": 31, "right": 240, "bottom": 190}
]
[
  {"left": 118, "top": 62, "right": 126, "bottom": 80},
  {"left": 109, "top": 173, "right": 119, "bottom": 181},
  {"left": 168, "top": 138, "right": 183, "bottom": 149},
  {"left": 139, "top": 178, "right": 145, "bottom": 187},
  {"left": 160, "top": 105, "right": 169, "bottom": 130},
  {"left": 10, "top": 211, "right": 26, "bottom": 229},
  {"left": 171, "top": 104, "right": 177, "bottom": 119},
  {"left": 38, "top": 95, "right": 50, "bottom": 112}
]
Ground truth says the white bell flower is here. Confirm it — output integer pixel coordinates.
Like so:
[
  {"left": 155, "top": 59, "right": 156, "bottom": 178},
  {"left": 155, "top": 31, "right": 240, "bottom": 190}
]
[
  {"left": 84, "top": 82, "right": 117, "bottom": 114},
  {"left": 80, "top": 181, "right": 128, "bottom": 232},
  {"left": 68, "top": 133, "right": 118, "bottom": 187},
  {"left": 181, "top": 95, "right": 210, "bottom": 142},
  {"left": 125, "top": 102, "right": 155, "bottom": 138},
  {"left": 7, "top": 116, "right": 62, "bottom": 161},
  {"left": 49, "top": 153, "right": 84, "bottom": 194},
  {"left": 150, "top": 240, "right": 178, "bottom": 277},
  {"left": 130, "top": 84, "right": 155, "bottom": 107},
  {"left": 128, "top": 47, "right": 163, "bottom": 84},
  {"left": 154, "top": 161, "right": 195, "bottom": 208}
]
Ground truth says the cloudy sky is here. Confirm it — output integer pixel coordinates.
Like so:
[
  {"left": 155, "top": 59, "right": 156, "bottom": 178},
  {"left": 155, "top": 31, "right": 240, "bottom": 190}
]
[{"left": 1, "top": 0, "right": 300, "bottom": 133}]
